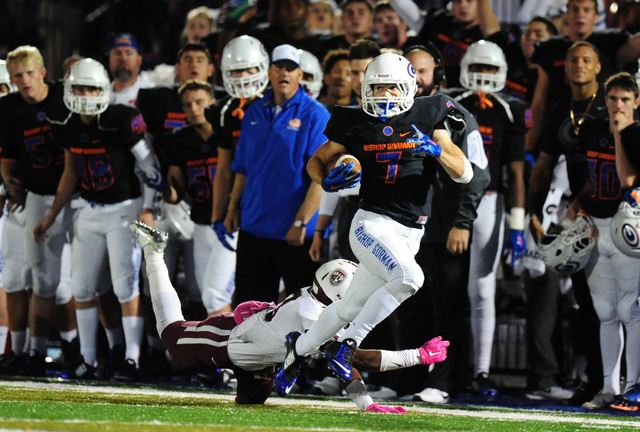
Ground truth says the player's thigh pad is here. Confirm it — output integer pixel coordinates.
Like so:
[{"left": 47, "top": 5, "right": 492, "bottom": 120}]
[
  {"left": 25, "top": 192, "right": 68, "bottom": 297},
  {"left": 200, "top": 224, "right": 236, "bottom": 313},
  {"left": 1, "top": 211, "right": 27, "bottom": 293},
  {"left": 349, "top": 209, "right": 424, "bottom": 290}
]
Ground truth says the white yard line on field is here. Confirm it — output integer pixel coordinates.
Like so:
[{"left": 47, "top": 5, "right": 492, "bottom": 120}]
[{"left": 2, "top": 380, "right": 640, "bottom": 429}]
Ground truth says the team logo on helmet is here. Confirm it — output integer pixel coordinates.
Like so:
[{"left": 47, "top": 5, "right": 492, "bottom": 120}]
[
  {"left": 622, "top": 223, "right": 639, "bottom": 247},
  {"left": 407, "top": 63, "right": 416, "bottom": 78},
  {"left": 555, "top": 261, "right": 581, "bottom": 274},
  {"left": 330, "top": 269, "right": 347, "bottom": 286}
]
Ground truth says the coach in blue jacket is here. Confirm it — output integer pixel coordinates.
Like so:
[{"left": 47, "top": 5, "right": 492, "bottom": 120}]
[{"left": 224, "top": 44, "right": 331, "bottom": 304}]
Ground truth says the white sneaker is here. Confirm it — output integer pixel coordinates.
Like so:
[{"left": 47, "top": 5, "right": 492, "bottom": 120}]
[
  {"left": 312, "top": 376, "right": 342, "bottom": 396},
  {"left": 413, "top": 387, "right": 450, "bottom": 404},
  {"left": 525, "top": 386, "right": 574, "bottom": 400},
  {"left": 582, "top": 390, "right": 615, "bottom": 409},
  {"left": 368, "top": 386, "right": 397, "bottom": 399},
  {"left": 129, "top": 221, "right": 168, "bottom": 254}
]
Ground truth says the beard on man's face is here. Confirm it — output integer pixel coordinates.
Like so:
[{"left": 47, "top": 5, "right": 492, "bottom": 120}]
[
  {"left": 416, "top": 81, "right": 436, "bottom": 96},
  {"left": 114, "top": 68, "right": 134, "bottom": 81}
]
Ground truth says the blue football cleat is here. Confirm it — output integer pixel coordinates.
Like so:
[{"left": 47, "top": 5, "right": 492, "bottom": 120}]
[
  {"left": 324, "top": 338, "right": 357, "bottom": 382},
  {"left": 274, "top": 332, "right": 304, "bottom": 396}
]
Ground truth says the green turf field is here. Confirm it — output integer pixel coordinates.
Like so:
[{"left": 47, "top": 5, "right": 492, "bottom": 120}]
[{"left": 1, "top": 380, "right": 640, "bottom": 432}]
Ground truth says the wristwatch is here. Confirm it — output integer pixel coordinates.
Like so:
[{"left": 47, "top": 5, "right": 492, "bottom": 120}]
[{"left": 293, "top": 220, "right": 306, "bottom": 228}]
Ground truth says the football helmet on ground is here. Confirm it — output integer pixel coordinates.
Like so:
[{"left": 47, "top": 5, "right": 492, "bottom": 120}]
[
  {"left": 312, "top": 259, "right": 357, "bottom": 305},
  {"left": 460, "top": 40, "right": 507, "bottom": 93},
  {"left": 299, "top": 49, "right": 323, "bottom": 99},
  {"left": 539, "top": 214, "right": 597, "bottom": 275},
  {"left": 610, "top": 201, "right": 640, "bottom": 258},
  {"left": 362, "top": 53, "right": 417, "bottom": 121},
  {"left": 221, "top": 35, "right": 269, "bottom": 99},
  {"left": 64, "top": 58, "right": 110, "bottom": 115}
]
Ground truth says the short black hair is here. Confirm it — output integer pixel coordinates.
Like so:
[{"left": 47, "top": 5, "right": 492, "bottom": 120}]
[
  {"left": 177, "top": 42, "right": 213, "bottom": 64},
  {"left": 322, "top": 49, "right": 350, "bottom": 75},
  {"left": 349, "top": 39, "right": 381, "bottom": 61},
  {"left": 528, "top": 16, "right": 559, "bottom": 36},
  {"left": 605, "top": 72, "right": 639, "bottom": 99},
  {"left": 178, "top": 79, "right": 214, "bottom": 98}
]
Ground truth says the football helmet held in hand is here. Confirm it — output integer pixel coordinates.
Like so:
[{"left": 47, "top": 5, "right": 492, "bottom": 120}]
[
  {"left": 539, "top": 214, "right": 597, "bottom": 275},
  {"left": 610, "top": 201, "right": 640, "bottom": 258}
]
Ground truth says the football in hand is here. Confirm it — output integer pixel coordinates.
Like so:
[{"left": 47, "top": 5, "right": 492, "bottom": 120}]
[{"left": 325, "top": 154, "right": 362, "bottom": 176}]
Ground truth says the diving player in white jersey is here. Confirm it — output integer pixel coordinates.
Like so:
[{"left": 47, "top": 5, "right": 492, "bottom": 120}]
[{"left": 130, "top": 220, "right": 448, "bottom": 412}]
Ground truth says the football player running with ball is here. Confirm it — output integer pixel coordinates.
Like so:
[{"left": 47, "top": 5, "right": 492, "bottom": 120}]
[{"left": 275, "top": 52, "right": 472, "bottom": 395}]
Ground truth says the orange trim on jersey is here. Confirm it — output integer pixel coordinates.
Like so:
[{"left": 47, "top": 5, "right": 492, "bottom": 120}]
[
  {"left": 553, "top": 60, "right": 566, "bottom": 67},
  {"left": 24, "top": 125, "right": 50, "bottom": 136},
  {"left": 70, "top": 147, "right": 106, "bottom": 155},
  {"left": 505, "top": 81, "right": 527, "bottom": 93},
  {"left": 167, "top": 112, "right": 186, "bottom": 119},
  {"left": 186, "top": 157, "right": 218, "bottom": 167},
  {"left": 436, "top": 34, "right": 470, "bottom": 51},
  {"left": 587, "top": 150, "right": 615, "bottom": 161}
]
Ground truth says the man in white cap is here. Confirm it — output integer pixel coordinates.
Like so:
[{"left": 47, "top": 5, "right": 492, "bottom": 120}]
[{"left": 224, "top": 44, "right": 330, "bottom": 305}]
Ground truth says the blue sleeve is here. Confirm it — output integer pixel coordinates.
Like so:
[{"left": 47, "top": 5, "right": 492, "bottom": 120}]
[{"left": 231, "top": 110, "right": 253, "bottom": 176}]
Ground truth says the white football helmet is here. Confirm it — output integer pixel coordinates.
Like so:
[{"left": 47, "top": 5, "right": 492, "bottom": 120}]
[
  {"left": 154, "top": 201, "right": 195, "bottom": 240},
  {"left": 221, "top": 35, "right": 269, "bottom": 99},
  {"left": 299, "top": 50, "right": 323, "bottom": 99},
  {"left": 362, "top": 53, "right": 417, "bottom": 121},
  {"left": 460, "top": 40, "right": 507, "bottom": 93},
  {"left": 539, "top": 215, "right": 598, "bottom": 275},
  {"left": 64, "top": 58, "right": 110, "bottom": 115},
  {"left": 0, "top": 59, "right": 16, "bottom": 96},
  {"left": 610, "top": 200, "right": 640, "bottom": 258},
  {"left": 312, "top": 259, "right": 357, "bottom": 305}
]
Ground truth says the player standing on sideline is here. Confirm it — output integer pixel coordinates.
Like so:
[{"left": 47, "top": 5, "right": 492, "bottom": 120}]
[
  {"left": 445, "top": 40, "right": 528, "bottom": 397},
  {"left": 566, "top": 72, "right": 640, "bottom": 410},
  {"left": 32, "top": 58, "right": 163, "bottom": 381},
  {"left": 130, "top": 220, "right": 449, "bottom": 412},
  {"left": 208, "top": 35, "right": 270, "bottom": 313},
  {"left": 275, "top": 52, "right": 472, "bottom": 394},
  {"left": 0, "top": 46, "right": 76, "bottom": 376},
  {"left": 164, "top": 79, "right": 235, "bottom": 316}
]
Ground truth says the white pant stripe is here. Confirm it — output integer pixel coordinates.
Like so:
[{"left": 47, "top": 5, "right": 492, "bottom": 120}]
[{"left": 176, "top": 337, "right": 227, "bottom": 347}]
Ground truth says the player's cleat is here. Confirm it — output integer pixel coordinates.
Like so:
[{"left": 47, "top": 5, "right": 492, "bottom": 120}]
[
  {"left": 324, "top": 338, "right": 357, "bottom": 382},
  {"left": 113, "top": 358, "right": 139, "bottom": 382},
  {"left": 622, "top": 383, "right": 640, "bottom": 403},
  {"left": 611, "top": 395, "right": 639, "bottom": 412},
  {"left": 129, "top": 221, "right": 169, "bottom": 254},
  {"left": 581, "top": 390, "right": 614, "bottom": 409},
  {"left": 20, "top": 350, "right": 47, "bottom": 377},
  {"left": 0, "top": 352, "right": 28, "bottom": 375},
  {"left": 72, "top": 360, "right": 97, "bottom": 380},
  {"left": 471, "top": 372, "right": 497, "bottom": 398},
  {"left": 525, "top": 385, "right": 573, "bottom": 401},
  {"left": 413, "top": 387, "right": 450, "bottom": 404},
  {"left": 274, "top": 332, "right": 305, "bottom": 396}
]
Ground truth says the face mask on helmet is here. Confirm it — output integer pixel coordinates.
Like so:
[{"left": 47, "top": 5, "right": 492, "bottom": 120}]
[
  {"left": 312, "top": 259, "right": 357, "bottom": 305},
  {"left": 221, "top": 35, "right": 269, "bottom": 99},
  {"left": 362, "top": 53, "right": 417, "bottom": 121},
  {"left": 460, "top": 40, "right": 507, "bottom": 93},
  {"left": 299, "top": 50, "right": 323, "bottom": 99},
  {"left": 64, "top": 58, "right": 111, "bottom": 115},
  {"left": 539, "top": 214, "right": 598, "bottom": 275},
  {"left": 0, "top": 60, "right": 16, "bottom": 97},
  {"left": 610, "top": 200, "right": 640, "bottom": 258}
]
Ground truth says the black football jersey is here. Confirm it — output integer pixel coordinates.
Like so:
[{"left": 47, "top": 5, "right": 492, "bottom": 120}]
[
  {"left": 530, "top": 30, "right": 629, "bottom": 105},
  {"left": 325, "top": 95, "right": 456, "bottom": 227},
  {"left": 166, "top": 125, "right": 218, "bottom": 225},
  {"left": 206, "top": 95, "right": 260, "bottom": 151},
  {"left": 620, "top": 122, "right": 640, "bottom": 178},
  {"left": 539, "top": 86, "right": 607, "bottom": 163},
  {"left": 0, "top": 82, "right": 67, "bottom": 195},
  {"left": 503, "top": 42, "right": 537, "bottom": 102},
  {"left": 446, "top": 88, "right": 528, "bottom": 192},
  {"left": 575, "top": 119, "right": 622, "bottom": 218},
  {"left": 56, "top": 105, "right": 146, "bottom": 204}
]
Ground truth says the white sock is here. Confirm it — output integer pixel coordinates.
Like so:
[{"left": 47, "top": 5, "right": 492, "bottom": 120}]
[
  {"left": 104, "top": 326, "right": 124, "bottom": 350},
  {"left": 30, "top": 336, "right": 48, "bottom": 356},
  {"left": 340, "top": 287, "right": 400, "bottom": 345},
  {"left": 379, "top": 349, "right": 421, "bottom": 371},
  {"left": 59, "top": 329, "right": 78, "bottom": 343},
  {"left": 144, "top": 252, "right": 184, "bottom": 335},
  {"left": 10, "top": 330, "right": 27, "bottom": 355},
  {"left": 76, "top": 307, "right": 99, "bottom": 366},
  {"left": 122, "top": 316, "right": 144, "bottom": 365},
  {"left": 0, "top": 326, "right": 8, "bottom": 353}
]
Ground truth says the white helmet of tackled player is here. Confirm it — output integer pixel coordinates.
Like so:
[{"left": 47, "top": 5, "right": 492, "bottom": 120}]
[
  {"left": 460, "top": 40, "right": 507, "bottom": 93},
  {"left": 312, "top": 259, "right": 357, "bottom": 305},
  {"left": 221, "top": 35, "right": 269, "bottom": 99},
  {"left": 539, "top": 214, "right": 597, "bottom": 275},
  {"left": 610, "top": 200, "right": 640, "bottom": 258},
  {"left": 362, "top": 53, "right": 417, "bottom": 121},
  {"left": 64, "top": 58, "right": 110, "bottom": 115},
  {"left": 299, "top": 50, "right": 323, "bottom": 99},
  {"left": 0, "top": 60, "right": 16, "bottom": 96}
]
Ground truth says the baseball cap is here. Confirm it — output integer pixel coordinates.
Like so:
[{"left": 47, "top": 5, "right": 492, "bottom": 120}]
[
  {"left": 107, "top": 33, "right": 140, "bottom": 53},
  {"left": 271, "top": 44, "right": 301, "bottom": 67}
]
